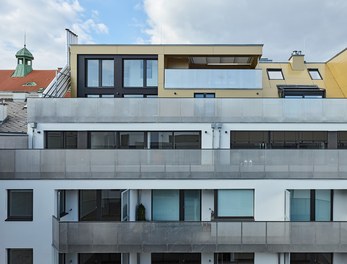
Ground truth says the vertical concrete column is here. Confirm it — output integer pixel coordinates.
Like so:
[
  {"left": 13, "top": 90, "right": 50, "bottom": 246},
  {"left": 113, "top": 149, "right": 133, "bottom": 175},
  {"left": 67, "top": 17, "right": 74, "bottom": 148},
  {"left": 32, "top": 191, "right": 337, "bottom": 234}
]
[
  {"left": 327, "top": 131, "right": 337, "bottom": 149},
  {"left": 157, "top": 54, "right": 165, "bottom": 97}
]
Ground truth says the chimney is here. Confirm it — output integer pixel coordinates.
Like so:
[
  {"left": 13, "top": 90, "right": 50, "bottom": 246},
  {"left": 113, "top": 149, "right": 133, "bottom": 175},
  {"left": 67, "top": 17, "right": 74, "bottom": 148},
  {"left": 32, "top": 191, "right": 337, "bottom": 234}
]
[
  {"left": 0, "top": 100, "right": 8, "bottom": 122},
  {"left": 289, "top": 50, "right": 305, "bottom": 71}
]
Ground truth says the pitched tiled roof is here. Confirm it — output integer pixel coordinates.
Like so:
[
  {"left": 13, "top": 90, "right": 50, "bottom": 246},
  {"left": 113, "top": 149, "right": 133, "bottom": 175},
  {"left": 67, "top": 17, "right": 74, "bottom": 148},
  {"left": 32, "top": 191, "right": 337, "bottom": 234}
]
[
  {"left": 0, "top": 101, "right": 27, "bottom": 133},
  {"left": 0, "top": 70, "right": 56, "bottom": 93}
]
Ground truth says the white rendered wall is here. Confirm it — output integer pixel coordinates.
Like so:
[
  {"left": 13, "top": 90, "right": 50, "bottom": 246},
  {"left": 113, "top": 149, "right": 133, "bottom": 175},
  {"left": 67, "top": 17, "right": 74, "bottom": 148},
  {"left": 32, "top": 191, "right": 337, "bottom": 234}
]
[
  {"left": 202, "top": 190, "right": 214, "bottom": 221},
  {"left": 201, "top": 253, "right": 214, "bottom": 264},
  {"left": 333, "top": 190, "right": 347, "bottom": 221},
  {"left": 254, "top": 253, "right": 278, "bottom": 264}
]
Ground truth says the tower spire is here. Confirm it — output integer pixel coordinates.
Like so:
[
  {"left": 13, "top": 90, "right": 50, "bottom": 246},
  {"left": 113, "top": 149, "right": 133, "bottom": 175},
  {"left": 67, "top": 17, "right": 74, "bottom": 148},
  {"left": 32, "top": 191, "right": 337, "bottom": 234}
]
[{"left": 24, "top": 32, "right": 26, "bottom": 48}]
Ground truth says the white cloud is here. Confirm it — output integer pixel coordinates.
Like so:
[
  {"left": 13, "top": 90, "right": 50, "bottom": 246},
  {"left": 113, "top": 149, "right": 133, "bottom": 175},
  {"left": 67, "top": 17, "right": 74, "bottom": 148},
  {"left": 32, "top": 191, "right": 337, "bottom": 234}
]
[
  {"left": 143, "top": 0, "right": 347, "bottom": 61},
  {"left": 0, "top": 0, "right": 109, "bottom": 69}
]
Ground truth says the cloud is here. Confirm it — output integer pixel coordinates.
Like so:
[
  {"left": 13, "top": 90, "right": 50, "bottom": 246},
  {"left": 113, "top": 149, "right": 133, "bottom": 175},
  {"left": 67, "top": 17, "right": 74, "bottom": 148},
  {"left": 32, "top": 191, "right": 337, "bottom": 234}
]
[
  {"left": 143, "top": 0, "right": 347, "bottom": 61},
  {"left": 0, "top": 0, "right": 108, "bottom": 69}
]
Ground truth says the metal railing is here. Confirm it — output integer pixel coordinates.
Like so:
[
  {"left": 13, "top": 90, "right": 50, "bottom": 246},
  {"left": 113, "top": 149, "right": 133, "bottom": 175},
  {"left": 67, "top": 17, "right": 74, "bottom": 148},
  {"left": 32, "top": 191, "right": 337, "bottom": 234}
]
[
  {"left": 28, "top": 98, "right": 347, "bottom": 123},
  {"left": 42, "top": 65, "right": 71, "bottom": 98},
  {"left": 1, "top": 149, "right": 347, "bottom": 179},
  {"left": 52, "top": 217, "right": 347, "bottom": 253}
]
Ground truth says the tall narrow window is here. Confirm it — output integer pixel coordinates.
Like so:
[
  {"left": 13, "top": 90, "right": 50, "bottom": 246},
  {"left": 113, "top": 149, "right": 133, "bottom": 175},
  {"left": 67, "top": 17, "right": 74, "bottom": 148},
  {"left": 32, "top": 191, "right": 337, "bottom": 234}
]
[
  {"left": 7, "top": 190, "right": 33, "bottom": 221},
  {"left": 146, "top": 60, "right": 158, "bottom": 87},
  {"left": 124, "top": 60, "right": 144, "bottom": 87},
  {"left": 184, "top": 190, "right": 201, "bottom": 221},
  {"left": 87, "top": 60, "right": 99, "bottom": 87}
]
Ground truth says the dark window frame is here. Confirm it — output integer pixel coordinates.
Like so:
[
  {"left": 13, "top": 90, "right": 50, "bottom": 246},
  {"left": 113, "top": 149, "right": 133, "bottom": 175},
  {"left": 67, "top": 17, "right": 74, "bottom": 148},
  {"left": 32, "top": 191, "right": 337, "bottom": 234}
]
[
  {"left": 86, "top": 59, "right": 115, "bottom": 88},
  {"left": 58, "top": 190, "right": 68, "bottom": 218},
  {"left": 151, "top": 190, "right": 202, "bottom": 221},
  {"left": 7, "top": 189, "right": 33, "bottom": 221},
  {"left": 123, "top": 59, "right": 158, "bottom": 88},
  {"left": 7, "top": 248, "right": 33, "bottom": 264},
  {"left": 194, "top": 93, "right": 216, "bottom": 98},
  {"left": 290, "top": 189, "right": 333, "bottom": 222},
  {"left": 214, "top": 189, "right": 255, "bottom": 220},
  {"left": 77, "top": 54, "right": 158, "bottom": 98},
  {"left": 45, "top": 131, "right": 78, "bottom": 149},
  {"left": 267, "top": 68, "right": 284, "bottom": 80}
]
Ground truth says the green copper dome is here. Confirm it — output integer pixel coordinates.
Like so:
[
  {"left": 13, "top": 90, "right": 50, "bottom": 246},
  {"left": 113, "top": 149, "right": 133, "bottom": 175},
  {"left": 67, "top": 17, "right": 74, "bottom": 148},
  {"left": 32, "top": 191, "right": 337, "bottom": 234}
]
[
  {"left": 12, "top": 45, "right": 34, "bottom": 77},
  {"left": 15, "top": 46, "right": 34, "bottom": 59}
]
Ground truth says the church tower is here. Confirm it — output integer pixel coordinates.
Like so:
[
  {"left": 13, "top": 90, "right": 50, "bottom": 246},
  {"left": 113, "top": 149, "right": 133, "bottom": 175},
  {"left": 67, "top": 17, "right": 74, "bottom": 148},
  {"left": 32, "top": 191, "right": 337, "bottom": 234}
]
[{"left": 12, "top": 44, "right": 34, "bottom": 77}]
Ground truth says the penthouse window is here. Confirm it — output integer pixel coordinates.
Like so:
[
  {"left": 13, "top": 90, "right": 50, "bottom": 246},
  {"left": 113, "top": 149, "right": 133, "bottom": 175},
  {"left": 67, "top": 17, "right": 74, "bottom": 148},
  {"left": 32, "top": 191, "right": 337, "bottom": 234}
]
[
  {"left": 79, "top": 253, "right": 121, "bottom": 264},
  {"left": 267, "top": 69, "right": 284, "bottom": 80},
  {"left": 290, "top": 253, "right": 332, "bottom": 264},
  {"left": 123, "top": 59, "right": 158, "bottom": 87},
  {"left": 7, "top": 249, "right": 33, "bottom": 264},
  {"left": 308, "top": 69, "right": 323, "bottom": 80},
  {"left": 45, "top": 131, "right": 77, "bottom": 149},
  {"left": 86, "top": 59, "right": 114, "bottom": 87},
  {"left": 290, "top": 190, "right": 332, "bottom": 221},
  {"left": 215, "top": 190, "right": 254, "bottom": 219},
  {"left": 7, "top": 190, "right": 33, "bottom": 221}
]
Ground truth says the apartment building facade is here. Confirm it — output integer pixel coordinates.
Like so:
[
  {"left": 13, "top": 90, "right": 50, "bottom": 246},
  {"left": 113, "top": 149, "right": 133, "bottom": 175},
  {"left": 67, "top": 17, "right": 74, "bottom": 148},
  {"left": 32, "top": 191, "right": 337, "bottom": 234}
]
[{"left": 1, "top": 44, "right": 347, "bottom": 264}]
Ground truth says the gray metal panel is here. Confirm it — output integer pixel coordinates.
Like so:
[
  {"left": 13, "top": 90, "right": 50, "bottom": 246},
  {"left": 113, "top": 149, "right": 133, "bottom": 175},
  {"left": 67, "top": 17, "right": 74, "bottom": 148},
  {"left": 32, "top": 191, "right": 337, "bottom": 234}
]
[
  {"left": 3, "top": 149, "right": 347, "bottom": 179},
  {"left": 27, "top": 98, "right": 347, "bottom": 123},
  {"left": 52, "top": 217, "right": 347, "bottom": 253}
]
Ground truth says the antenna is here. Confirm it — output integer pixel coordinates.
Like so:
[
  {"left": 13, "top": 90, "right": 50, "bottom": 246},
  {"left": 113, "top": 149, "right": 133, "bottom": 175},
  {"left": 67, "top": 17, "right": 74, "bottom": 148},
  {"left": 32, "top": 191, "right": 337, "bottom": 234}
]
[{"left": 24, "top": 31, "right": 26, "bottom": 47}]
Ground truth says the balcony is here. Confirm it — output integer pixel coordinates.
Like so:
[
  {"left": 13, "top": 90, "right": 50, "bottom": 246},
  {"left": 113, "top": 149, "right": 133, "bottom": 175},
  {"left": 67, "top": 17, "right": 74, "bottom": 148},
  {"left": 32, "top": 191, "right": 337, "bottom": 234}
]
[
  {"left": 164, "top": 69, "right": 262, "bottom": 89},
  {"left": 28, "top": 98, "right": 347, "bottom": 124},
  {"left": 52, "top": 217, "right": 347, "bottom": 253},
  {"left": 1, "top": 149, "right": 347, "bottom": 179}
]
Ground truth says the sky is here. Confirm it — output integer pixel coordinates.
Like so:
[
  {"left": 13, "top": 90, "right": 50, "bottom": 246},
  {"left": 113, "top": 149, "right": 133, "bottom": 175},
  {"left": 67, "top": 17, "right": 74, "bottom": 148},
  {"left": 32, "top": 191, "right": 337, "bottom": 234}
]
[{"left": 1, "top": 0, "right": 347, "bottom": 69}]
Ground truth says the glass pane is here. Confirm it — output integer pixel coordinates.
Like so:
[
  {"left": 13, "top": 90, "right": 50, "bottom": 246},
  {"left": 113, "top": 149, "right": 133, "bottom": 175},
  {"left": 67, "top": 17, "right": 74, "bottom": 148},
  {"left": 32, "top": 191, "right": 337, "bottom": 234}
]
[
  {"left": 9, "top": 190, "right": 33, "bottom": 219},
  {"left": 46, "top": 132, "right": 64, "bottom": 149},
  {"left": 79, "top": 253, "right": 121, "bottom": 264},
  {"left": 119, "top": 132, "right": 145, "bottom": 149},
  {"left": 217, "top": 190, "right": 254, "bottom": 217},
  {"left": 102, "top": 60, "right": 114, "bottom": 87},
  {"left": 174, "top": 132, "right": 201, "bottom": 149},
  {"left": 150, "top": 132, "right": 173, "bottom": 149},
  {"left": 308, "top": 69, "right": 322, "bottom": 80},
  {"left": 101, "top": 190, "right": 121, "bottom": 221},
  {"left": 205, "top": 93, "right": 215, "bottom": 98},
  {"left": 90, "top": 132, "right": 117, "bottom": 149},
  {"left": 290, "top": 190, "right": 310, "bottom": 221},
  {"left": 152, "top": 190, "right": 179, "bottom": 221},
  {"left": 8, "top": 249, "right": 33, "bottom": 264},
  {"left": 87, "top": 60, "right": 99, "bottom": 87},
  {"left": 146, "top": 60, "right": 158, "bottom": 86},
  {"left": 215, "top": 253, "right": 254, "bottom": 264},
  {"left": 64, "top": 132, "right": 77, "bottom": 149},
  {"left": 290, "top": 253, "right": 332, "bottom": 264},
  {"left": 184, "top": 190, "right": 200, "bottom": 221},
  {"left": 267, "top": 69, "right": 284, "bottom": 80},
  {"left": 194, "top": 93, "right": 205, "bottom": 98},
  {"left": 80, "top": 190, "right": 98, "bottom": 221},
  {"left": 124, "top": 60, "right": 144, "bottom": 87},
  {"left": 315, "top": 190, "right": 331, "bottom": 221},
  {"left": 152, "top": 253, "right": 201, "bottom": 264}
]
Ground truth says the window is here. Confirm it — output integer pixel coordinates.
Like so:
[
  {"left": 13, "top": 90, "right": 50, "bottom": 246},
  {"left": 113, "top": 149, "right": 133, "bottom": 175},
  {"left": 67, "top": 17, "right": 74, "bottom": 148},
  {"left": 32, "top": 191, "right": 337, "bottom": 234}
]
[
  {"left": 86, "top": 59, "right": 114, "bottom": 87},
  {"left": 57, "top": 190, "right": 67, "bottom": 218},
  {"left": 194, "top": 93, "right": 215, "bottom": 98},
  {"left": 152, "top": 253, "right": 201, "bottom": 264},
  {"left": 267, "top": 69, "right": 284, "bottom": 80},
  {"left": 7, "top": 249, "right": 33, "bottom": 264},
  {"left": 150, "top": 131, "right": 201, "bottom": 149},
  {"left": 337, "top": 131, "right": 347, "bottom": 149},
  {"left": 123, "top": 59, "right": 158, "bottom": 87},
  {"left": 7, "top": 190, "right": 33, "bottom": 221},
  {"left": 119, "top": 132, "right": 146, "bottom": 149},
  {"left": 89, "top": 131, "right": 146, "bottom": 149},
  {"left": 308, "top": 69, "right": 323, "bottom": 80},
  {"left": 152, "top": 190, "right": 201, "bottom": 221},
  {"left": 290, "top": 253, "right": 332, "bottom": 264},
  {"left": 215, "top": 253, "right": 254, "bottom": 264},
  {"left": 79, "top": 253, "right": 121, "bottom": 264},
  {"left": 45, "top": 131, "right": 77, "bottom": 149},
  {"left": 290, "top": 190, "right": 332, "bottom": 221},
  {"left": 231, "top": 131, "right": 269, "bottom": 149},
  {"left": 90, "top": 131, "right": 118, "bottom": 149},
  {"left": 79, "top": 190, "right": 121, "bottom": 221},
  {"left": 216, "top": 190, "right": 254, "bottom": 219}
]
